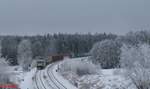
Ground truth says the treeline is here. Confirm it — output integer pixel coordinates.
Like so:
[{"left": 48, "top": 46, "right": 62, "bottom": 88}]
[{"left": 0, "top": 33, "right": 117, "bottom": 65}]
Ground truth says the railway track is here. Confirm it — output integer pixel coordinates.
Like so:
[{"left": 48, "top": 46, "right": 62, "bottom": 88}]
[
  {"left": 34, "top": 71, "right": 42, "bottom": 89},
  {"left": 46, "top": 64, "right": 63, "bottom": 89},
  {"left": 44, "top": 66, "right": 59, "bottom": 89},
  {"left": 34, "top": 71, "right": 47, "bottom": 89},
  {"left": 34, "top": 63, "right": 70, "bottom": 89},
  {"left": 47, "top": 64, "right": 67, "bottom": 89},
  {"left": 39, "top": 71, "right": 47, "bottom": 89}
]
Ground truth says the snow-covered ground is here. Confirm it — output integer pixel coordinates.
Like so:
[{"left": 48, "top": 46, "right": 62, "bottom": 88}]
[
  {"left": 100, "top": 69, "right": 135, "bottom": 89},
  {"left": 58, "top": 57, "right": 136, "bottom": 89},
  {"left": 8, "top": 66, "right": 36, "bottom": 89},
  {"left": 8, "top": 66, "right": 24, "bottom": 84},
  {"left": 20, "top": 68, "right": 36, "bottom": 89},
  {"left": 17, "top": 63, "right": 77, "bottom": 89},
  {"left": 8, "top": 57, "right": 137, "bottom": 89},
  {"left": 75, "top": 69, "right": 136, "bottom": 89}
]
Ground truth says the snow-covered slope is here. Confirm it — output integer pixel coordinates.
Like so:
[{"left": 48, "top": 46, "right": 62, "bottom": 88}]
[
  {"left": 58, "top": 57, "right": 136, "bottom": 89},
  {"left": 20, "top": 68, "right": 36, "bottom": 89},
  {"left": 17, "top": 57, "right": 136, "bottom": 89}
]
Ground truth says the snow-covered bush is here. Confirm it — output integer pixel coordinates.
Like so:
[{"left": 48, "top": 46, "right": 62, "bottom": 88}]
[
  {"left": 0, "top": 74, "right": 10, "bottom": 84},
  {"left": 17, "top": 39, "right": 32, "bottom": 71},
  {"left": 0, "top": 58, "right": 11, "bottom": 84},
  {"left": 59, "top": 58, "right": 102, "bottom": 88},
  {"left": 120, "top": 44, "right": 150, "bottom": 68},
  {"left": 127, "top": 64, "right": 150, "bottom": 89},
  {"left": 59, "top": 59, "right": 99, "bottom": 76},
  {"left": 90, "top": 39, "right": 121, "bottom": 69},
  {"left": 78, "top": 75, "right": 105, "bottom": 89},
  {"left": 120, "top": 43, "right": 150, "bottom": 89}
]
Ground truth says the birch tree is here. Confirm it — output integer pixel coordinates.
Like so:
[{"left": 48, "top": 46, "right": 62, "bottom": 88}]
[
  {"left": 120, "top": 44, "right": 150, "bottom": 89},
  {"left": 17, "top": 39, "right": 32, "bottom": 71}
]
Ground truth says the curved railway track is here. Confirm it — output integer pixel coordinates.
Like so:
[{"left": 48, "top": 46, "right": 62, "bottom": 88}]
[
  {"left": 34, "top": 71, "right": 40, "bottom": 89},
  {"left": 47, "top": 64, "right": 67, "bottom": 89},
  {"left": 43, "top": 70, "right": 56, "bottom": 89},
  {"left": 34, "top": 71, "right": 47, "bottom": 89},
  {"left": 39, "top": 71, "right": 47, "bottom": 89},
  {"left": 46, "top": 64, "right": 63, "bottom": 89},
  {"left": 34, "top": 63, "right": 70, "bottom": 89}
]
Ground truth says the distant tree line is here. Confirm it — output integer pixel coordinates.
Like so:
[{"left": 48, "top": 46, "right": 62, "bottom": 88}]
[{"left": 0, "top": 33, "right": 117, "bottom": 65}]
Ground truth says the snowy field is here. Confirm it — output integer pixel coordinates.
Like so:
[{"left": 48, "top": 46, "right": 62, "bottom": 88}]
[
  {"left": 100, "top": 69, "right": 135, "bottom": 89},
  {"left": 19, "top": 68, "right": 36, "bottom": 89},
  {"left": 15, "top": 63, "right": 77, "bottom": 89},
  {"left": 2, "top": 57, "right": 137, "bottom": 89},
  {"left": 58, "top": 57, "right": 136, "bottom": 89},
  {"left": 6, "top": 66, "right": 36, "bottom": 89}
]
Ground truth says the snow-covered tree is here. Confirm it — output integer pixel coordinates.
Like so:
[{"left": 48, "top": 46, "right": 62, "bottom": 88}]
[
  {"left": 44, "top": 38, "right": 57, "bottom": 56},
  {"left": 120, "top": 44, "right": 150, "bottom": 68},
  {"left": 0, "top": 56, "right": 10, "bottom": 84},
  {"left": 120, "top": 44, "right": 150, "bottom": 89},
  {"left": 32, "top": 40, "right": 44, "bottom": 58},
  {"left": 121, "top": 30, "right": 150, "bottom": 46},
  {"left": 0, "top": 40, "right": 2, "bottom": 57},
  {"left": 1, "top": 37, "right": 19, "bottom": 65},
  {"left": 90, "top": 39, "right": 121, "bottom": 69},
  {"left": 17, "top": 39, "right": 32, "bottom": 71}
]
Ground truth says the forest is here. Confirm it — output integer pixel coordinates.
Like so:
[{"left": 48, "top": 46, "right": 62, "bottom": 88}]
[{"left": 0, "top": 33, "right": 116, "bottom": 65}]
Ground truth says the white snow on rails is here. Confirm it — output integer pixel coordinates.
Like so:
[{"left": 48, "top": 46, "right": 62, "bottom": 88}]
[{"left": 33, "top": 63, "right": 78, "bottom": 89}]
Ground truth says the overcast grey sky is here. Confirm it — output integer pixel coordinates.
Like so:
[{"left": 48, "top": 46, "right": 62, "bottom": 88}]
[{"left": 0, "top": 0, "right": 150, "bottom": 35}]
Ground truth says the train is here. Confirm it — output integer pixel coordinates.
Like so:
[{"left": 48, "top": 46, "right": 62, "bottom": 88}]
[
  {"left": 36, "top": 59, "right": 46, "bottom": 70},
  {"left": 34, "top": 54, "right": 71, "bottom": 70}
]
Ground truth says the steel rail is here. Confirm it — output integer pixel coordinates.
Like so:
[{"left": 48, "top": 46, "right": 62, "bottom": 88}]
[{"left": 47, "top": 64, "right": 67, "bottom": 89}]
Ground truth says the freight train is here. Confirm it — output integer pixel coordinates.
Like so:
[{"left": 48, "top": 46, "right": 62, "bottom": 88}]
[{"left": 35, "top": 54, "right": 71, "bottom": 70}]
